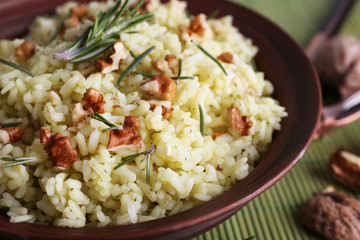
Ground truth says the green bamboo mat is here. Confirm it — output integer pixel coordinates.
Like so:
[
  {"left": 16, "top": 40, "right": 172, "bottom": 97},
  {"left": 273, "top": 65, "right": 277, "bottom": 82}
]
[{"left": 196, "top": 1, "right": 360, "bottom": 240}]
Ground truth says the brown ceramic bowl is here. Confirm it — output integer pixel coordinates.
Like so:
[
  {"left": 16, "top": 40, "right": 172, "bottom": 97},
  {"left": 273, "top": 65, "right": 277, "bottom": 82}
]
[{"left": 0, "top": 0, "right": 321, "bottom": 239}]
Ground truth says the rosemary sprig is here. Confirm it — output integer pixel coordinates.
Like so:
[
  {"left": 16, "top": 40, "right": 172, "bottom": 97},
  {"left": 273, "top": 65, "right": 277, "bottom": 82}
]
[
  {"left": 0, "top": 156, "right": 37, "bottom": 168},
  {"left": 251, "top": 60, "right": 257, "bottom": 71},
  {"left": 0, "top": 58, "right": 34, "bottom": 77},
  {"left": 135, "top": 72, "right": 194, "bottom": 80},
  {"left": 207, "top": 10, "right": 220, "bottom": 19},
  {"left": 191, "top": 40, "right": 227, "bottom": 76},
  {"left": 176, "top": 58, "right": 182, "bottom": 84},
  {"left": 49, "top": 11, "right": 70, "bottom": 44},
  {"left": 129, "top": 50, "right": 137, "bottom": 58},
  {"left": 0, "top": 122, "right": 22, "bottom": 128},
  {"left": 114, "top": 143, "right": 156, "bottom": 183},
  {"left": 88, "top": 112, "right": 122, "bottom": 132},
  {"left": 53, "top": 0, "right": 153, "bottom": 62},
  {"left": 116, "top": 46, "right": 155, "bottom": 88},
  {"left": 198, "top": 102, "right": 205, "bottom": 136}
]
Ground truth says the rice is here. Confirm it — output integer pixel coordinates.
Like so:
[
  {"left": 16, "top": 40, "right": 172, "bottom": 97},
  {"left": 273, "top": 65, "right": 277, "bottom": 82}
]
[{"left": 0, "top": 0, "right": 287, "bottom": 227}]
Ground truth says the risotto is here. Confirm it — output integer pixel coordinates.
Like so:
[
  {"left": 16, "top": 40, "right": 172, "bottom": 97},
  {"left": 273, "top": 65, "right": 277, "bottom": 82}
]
[{"left": 0, "top": 0, "right": 287, "bottom": 227}]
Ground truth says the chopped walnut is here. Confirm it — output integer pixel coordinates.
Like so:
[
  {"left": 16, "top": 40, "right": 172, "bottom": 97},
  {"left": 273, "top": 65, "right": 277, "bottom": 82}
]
[
  {"left": 217, "top": 52, "right": 234, "bottom": 63},
  {"left": 213, "top": 132, "right": 227, "bottom": 139},
  {"left": 70, "top": 4, "right": 87, "bottom": 18},
  {"left": 64, "top": 16, "right": 80, "bottom": 29},
  {"left": 151, "top": 54, "right": 179, "bottom": 74},
  {"left": 148, "top": 100, "right": 174, "bottom": 119},
  {"left": 165, "top": 55, "right": 179, "bottom": 74},
  {"left": 180, "top": 13, "right": 212, "bottom": 42},
  {"left": 151, "top": 59, "right": 168, "bottom": 73},
  {"left": 72, "top": 103, "right": 88, "bottom": 125},
  {"left": 140, "top": 74, "right": 177, "bottom": 101},
  {"left": 227, "top": 106, "right": 252, "bottom": 136},
  {"left": 39, "top": 127, "right": 78, "bottom": 171},
  {"left": 14, "top": 41, "right": 36, "bottom": 61},
  {"left": 61, "top": 4, "right": 88, "bottom": 33},
  {"left": 94, "top": 41, "right": 126, "bottom": 73},
  {"left": 81, "top": 88, "right": 106, "bottom": 114},
  {"left": 330, "top": 149, "right": 360, "bottom": 190},
  {"left": 78, "top": 66, "right": 95, "bottom": 77},
  {"left": 107, "top": 116, "right": 142, "bottom": 149},
  {"left": 0, "top": 127, "right": 23, "bottom": 145},
  {"left": 216, "top": 164, "right": 223, "bottom": 171}
]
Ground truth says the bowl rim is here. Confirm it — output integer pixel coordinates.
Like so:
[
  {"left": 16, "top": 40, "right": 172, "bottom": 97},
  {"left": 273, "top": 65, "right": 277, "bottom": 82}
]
[{"left": 0, "top": 0, "right": 322, "bottom": 239}]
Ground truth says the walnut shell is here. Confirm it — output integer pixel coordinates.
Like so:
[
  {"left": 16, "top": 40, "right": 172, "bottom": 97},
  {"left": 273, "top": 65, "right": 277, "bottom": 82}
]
[
  {"left": 313, "top": 35, "right": 360, "bottom": 87},
  {"left": 329, "top": 149, "right": 360, "bottom": 190},
  {"left": 297, "top": 191, "right": 360, "bottom": 240}
]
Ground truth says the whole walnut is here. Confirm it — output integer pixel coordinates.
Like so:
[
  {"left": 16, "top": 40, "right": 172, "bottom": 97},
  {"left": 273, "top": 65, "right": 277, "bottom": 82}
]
[{"left": 313, "top": 35, "right": 360, "bottom": 88}]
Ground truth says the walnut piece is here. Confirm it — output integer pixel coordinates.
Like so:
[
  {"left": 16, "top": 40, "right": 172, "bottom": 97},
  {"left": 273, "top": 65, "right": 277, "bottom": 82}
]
[
  {"left": 148, "top": 100, "right": 173, "bottom": 119},
  {"left": 14, "top": 41, "right": 36, "bottom": 61},
  {"left": 0, "top": 127, "right": 23, "bottom": 145},
  {"left": 107, "top": 116, "right": 142, "bottom": 150},
  {"left": 140, "top": 74, "right": 177, "bottom": 101},
  {"left": 329, "top": 149, "right": 360, "bottom": 190},
  {"left": 61, "top": 4, "right": 88, "bottom": 33},
  {"left": 94, "top": 41, "right": 127, "bottom": 73},
  {"left": 179, "top": 13, "right": 212, "bottom": 42},
  {"left": 81, "top": 88, "right": 106, "bottom": 114},
  {"left": 227, "top": 106, "right": 252, "bottom": 136},
  {"left": 70, "top": 4, "right": 87, "bottom": 18},
  {"left": 213, "top": 132, "right": 227, "bottom": 140},
  {"left": 151, "top": 54, "right": 179, "bottom": 74},
  {"left": 39, "top": 127, "right": 78, "bottom": 171},
  {"left": 313, "top": 35, "right": 360, "bottom": 88},
  {"left": 217, "top": 52, "right": 234, "bottom": 63},
  {"left": 297, "top": 191, "right": 360, "bottom": 240},
  {"left": 72, "top": 103, "right": 88, "bottom": 125}
]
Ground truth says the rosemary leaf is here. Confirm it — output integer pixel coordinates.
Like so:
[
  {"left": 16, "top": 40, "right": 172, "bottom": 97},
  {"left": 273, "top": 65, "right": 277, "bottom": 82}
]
[
  {"left": 198, "top": 102, "right": 205, "bottom": 136},
  {"left": 130, "top": 50, "right": 137, "bottom": 58},
  {"left": 125, "top": 31, "right": 140, "bottom": 34},
  {"left": 114, "top": 143, "right": 156, "bottom": 183},
  {"left": 49, "top": 11, "right": 70, "bottom": 44},
  {"left": 207, "top": 10, "right": 220, "bottom": 19},
  {"left": 251, "top": 60, "right": 257, "bottom": 71},
  {"left": 191, "top": 40, "right": 228, "bottom": 76},
  {"left": 176, "top": 58, "right": 182, "bottom": 84},
  {"left": 135, "top": 72, "right": 194, "bottom": 80},
  {"left": 146, "top": 154, "right": 150, "bottom": 184},
  {"left": 1, "top": 156, "right": 37, "bottom": 168},
  {"left": 0, "top": 58, "right": 34, "bottom": 77},
  {"left": 89, "top": 112, "right": 119, "bottom": 128},
  {"left": 116, "top": 46, "right": 155, "bottom": 88},
  {"left": 0, "top": 122, "right": 22, "bottom": 128}
]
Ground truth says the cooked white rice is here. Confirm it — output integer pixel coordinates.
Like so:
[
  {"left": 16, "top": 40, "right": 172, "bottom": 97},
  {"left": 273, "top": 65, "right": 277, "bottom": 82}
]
[{"left": 0, "top": 0, "right": 287, "bottom": 227}]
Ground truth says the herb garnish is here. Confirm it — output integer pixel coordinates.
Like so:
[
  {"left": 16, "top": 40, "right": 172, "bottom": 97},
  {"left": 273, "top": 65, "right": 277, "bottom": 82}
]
[
  {"left": 49, "top": 12, "right": 70, "bottom": 44},
  {"left": 114, "top": 143, "right": 156, "bottom": 184},
  {"left": 191, "top": 40, "right": 228, "bottom": 76},
  {"left": 0, "top": 156, "right": 37, "bottom": 168},
  {"left": 135, "top": 72, "right": 194, "bottom": 80},
  {"left": 129, "top": 50, "right": 137, "bottom": 58},
  {"left": 207, "top": 10, "right": 220, "bottom": 19},
  {"left": 251, "top": 60, "right": 257, "bottom": 71},
  {"left": 89, "top": 112, "right": 122, "bottom": 132},
  {"left": 198, "top": 102, "right": 205, "bottom": 136},
  {"left": 0, "top": 122, "right": 22, "bottom": 128},
  {"left": 176, "top": 58, "right": 182, "bottom": 84},
  {"left": 0, "top": 58, "right": 34, "bottom": 77},
  {"left": 53, "top": 0, "right": 153, "bottom": 62},
  {"left": 116, "top": 46, "right": 155, "bottom": 88}
]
